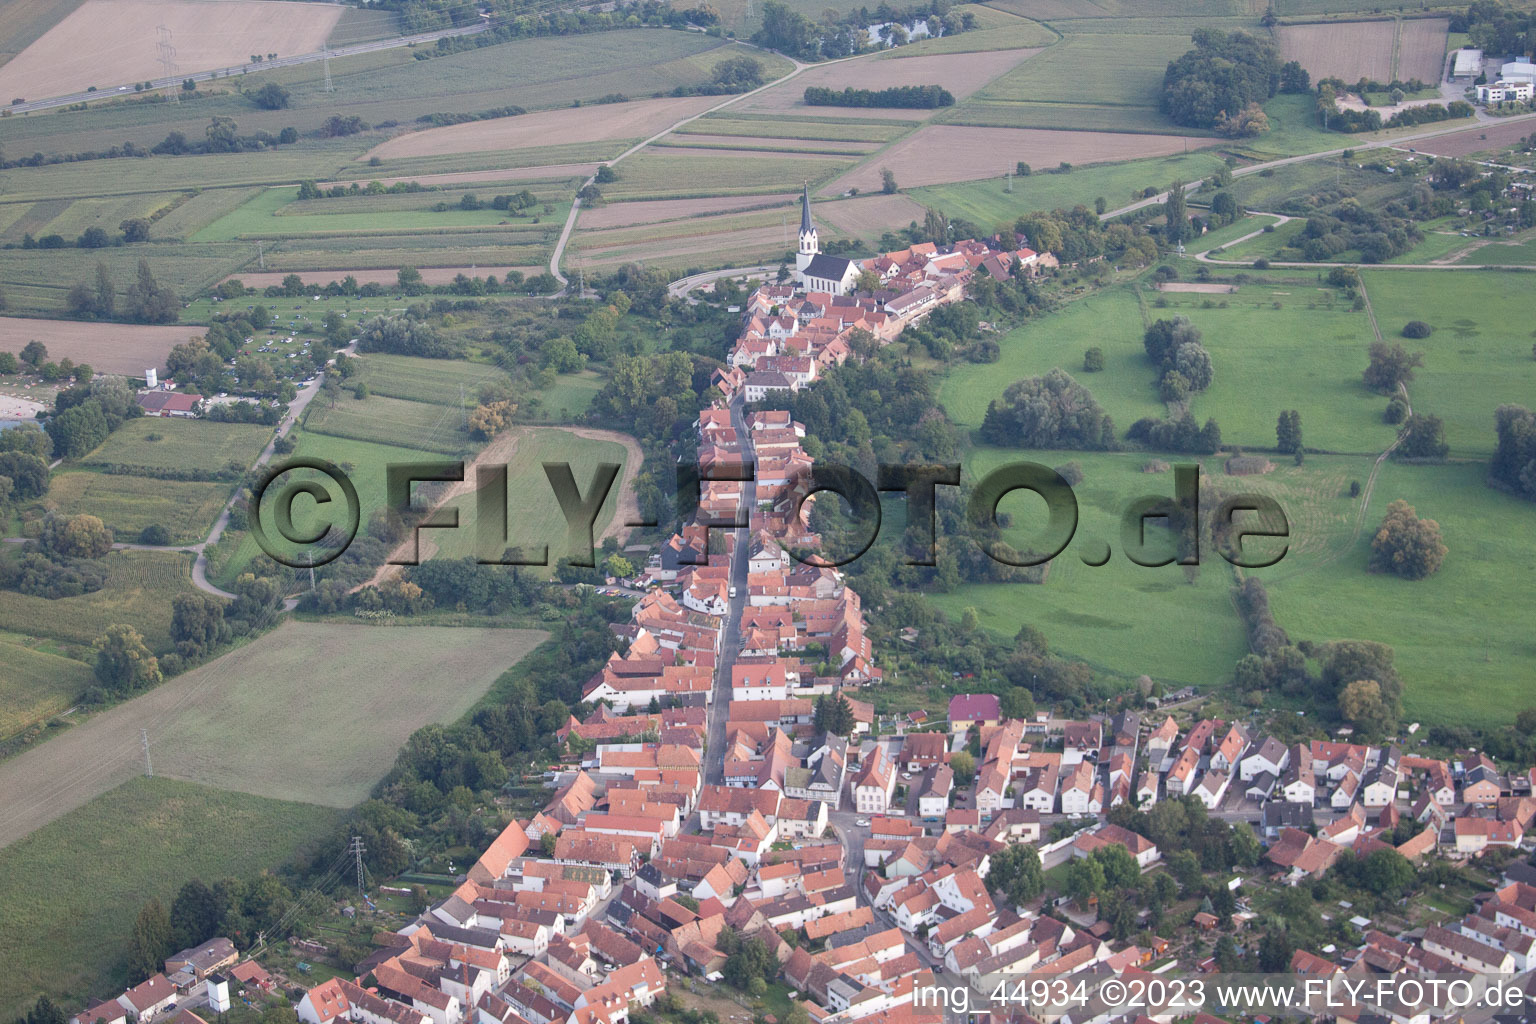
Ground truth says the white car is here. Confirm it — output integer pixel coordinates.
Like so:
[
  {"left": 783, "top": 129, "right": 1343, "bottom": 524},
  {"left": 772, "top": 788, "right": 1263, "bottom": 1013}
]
[{"left": 855, "top": 818, "right": 870, "bottom": 827}]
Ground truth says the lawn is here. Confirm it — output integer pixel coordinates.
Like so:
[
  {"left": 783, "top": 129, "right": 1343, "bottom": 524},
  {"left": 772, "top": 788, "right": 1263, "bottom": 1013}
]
[
  {"left": 0, "top": 776, "right": 344, "bottom": 1018},
  {"left": 1210, "top": 219, "right": 1307, "bottom": 261},
  {"left": 0, "top": 634, "right": 92, "bottom": 741},
  {"left": 926, "top": 447, "right": 1255, "bottom": 691},
  {"left": 44, "top": 470, "right": 234, "bottom": 545},
  {"left": 81, "top": 417, "right": 273, "bottom": 474},
  {"left": 304, "top": 391, "right": 470, "bottom": 455},
  {"left": 427, "top": 427, "right": 632, "bottom": 565},
  {"left": 353, "top": 353, "right": 511, "bottom": 407},
  {"left": 0, "top": 548, "right": 197, "bottom": 653},
  {"left": 1360, "top": 270, "right": 1536, "bottom": 457},
  {"left": 1254, "top": 459, "right": 1536, "bottom": 729},
  {"left": 529, "top": 370, "right": 605, "bottom": 422},
  {"left": 1456, "top": 235, "right": 1536, "bottom": 266}
]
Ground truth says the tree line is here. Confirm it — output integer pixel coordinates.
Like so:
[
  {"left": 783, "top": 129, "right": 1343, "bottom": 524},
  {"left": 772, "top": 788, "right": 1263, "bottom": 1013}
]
[{"left": 803, "top": 84, "right": 955, "bottom": 108}]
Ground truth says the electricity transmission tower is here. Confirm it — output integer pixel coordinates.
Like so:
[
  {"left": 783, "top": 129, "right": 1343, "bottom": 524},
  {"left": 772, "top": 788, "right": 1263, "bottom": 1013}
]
[
  {"left": 349, "top": 836, "right": 367, "bottom": 894},
  {"left": 141, "top": 728, "right": 152, "bottom": 777},
  {"left": 323, "top": 50, "right": 334, "bottom": 92},
  {"left": 156, "top": 26, "right": 179, "bottom": 103}
]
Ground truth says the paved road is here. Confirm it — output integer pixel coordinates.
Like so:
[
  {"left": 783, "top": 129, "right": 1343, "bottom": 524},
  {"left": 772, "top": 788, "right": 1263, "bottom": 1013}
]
[
  {"left": 667, "top": 266, "right": 778, "bottom": 304},
  {"left": 700, "top": 395, "right": 756, "bottom": 788},
  {"left": 1099, "top": 109, "right": 1536, "bottom": 223},
  {"left": 8, "top": 25, "right": 488, "bottom": 113}
]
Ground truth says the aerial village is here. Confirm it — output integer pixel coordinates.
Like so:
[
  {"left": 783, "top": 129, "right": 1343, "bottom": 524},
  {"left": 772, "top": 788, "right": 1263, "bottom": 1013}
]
[{"left": 68, "top": 191, "right": 1536, "bottom": 1024}]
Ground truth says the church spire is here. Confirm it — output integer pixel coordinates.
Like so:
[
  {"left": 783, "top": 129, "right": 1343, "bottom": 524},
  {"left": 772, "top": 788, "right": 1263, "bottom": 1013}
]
[{"left": 800, "top": 182, "right": 813, "bottom": 236}]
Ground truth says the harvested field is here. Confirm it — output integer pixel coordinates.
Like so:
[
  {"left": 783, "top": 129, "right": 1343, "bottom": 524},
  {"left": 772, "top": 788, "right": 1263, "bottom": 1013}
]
[
  {"left": 824, "top": 125, "right": 1218, "bottom": 193},
  {"left": 1406, "top": 118, "right": 1536, "bottom": 157},
  {"left": 0, "top": 317, "right": 193, "bottom": 375},
  {"left": 226, "top": 266, "right": 540, "bottom": 290},
  {"left": 577, "top": 193, "right": 799, "bottom": 230},
  {"left": 814, "top": 193, "right": 932, "bottom": 238},
  {"left": 1396, "top": 18, "right": 1450, "bottom": 82},
  {"left": 1277, "top": 20, "right": 1395, "bottom": 84},
  {"left": 1157, "top": 282, "right": 1237, "bottom": 293},
  {"left": 738, "top": 48, "right": 1033, "bottom": 115},
  {"left": 0, "top": 0, "right": 342, "bottom": 101},
  {"left": 0, "top": 0, "right": 89, "bottom": 66},
  {"left": 598, "top": 151, "right": 855, "bottom": 199},
  {"left": 366, "top": 96, "right": 722, "bottom": 160},
  {"left": 0, "top": 621, "right": 547, "bottom": 848}
]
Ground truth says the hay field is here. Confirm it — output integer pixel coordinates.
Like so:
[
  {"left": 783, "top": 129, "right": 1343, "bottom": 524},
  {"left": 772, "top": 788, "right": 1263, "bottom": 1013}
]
[
  {"left": 0, "top": 621, "right": 547, "bottom": 850},
  {"left": 825, "top": 124, "right": 1217, "bottom": 193},
  {"left": 367, "top": 95, "right": 723, "bottom": 160},
  {"left": 1396, "top": 18, "right": 1450, "bottom": 82},
  {"left": 1277, "top": 20, "right": 1395, "bottom": 83},
  {"left": 577, "top": 193, "right": 799, "bottom": 230},
  {"left": 0, "top": 0, "right": 342, "bottom": 100},
  {"left": 0, "top": 317, "right": 194, "bottom": 375},
  {"left": 738, "top": 48, "right": 1030, "bottom": 116}
]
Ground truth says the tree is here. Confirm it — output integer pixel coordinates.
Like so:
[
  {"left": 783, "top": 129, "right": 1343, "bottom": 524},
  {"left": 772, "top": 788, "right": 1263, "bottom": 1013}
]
[
  {"left": 21, "top": 997, "right": 67, "bottom": 1024},
  {"left": 78, "top": 226, "right": 111, "bottom": 248},
  {"left": 980, "top": 369, "right": 1111, "bottom": 450},
  {"left": 1280, "top": 59, "right": 1310, "bottom": 93},
  {"left": 46, "top": 400, "right": 109, "bottom": 459},
  {"left": 1396, "top": 413, "right": 1448, "bottom": 459},
  {"left": 93, "top": 262, "right": 115, "bottom": 319},
  {"left": 171, "top": 879, "right": 224, "bottom": 950},
  {"left": 125, "top": 259, "right": 178, "bottom": 323},
  {"left": 126, "top": 898, "right": 172, "bottom": 981},
  {"left": 881, "top": 167, "right": 898, "bottom": 194},
  {"left": 950, "top": 750, "right": 976, "bottom": 786},
  {"left": 814, "top": 692, "right": 856, "bottom": 736},
  {"left": 1258, "top": 928, "right": 1293, "bottom": 972},
  {"left": 1360, "top": 847, "right": 1415, "bottom": 897},
  {"left": 1083, "top": 347, "right": 1104, "bottom": 372},
  {"left": 398, "top": 266, "right": 423, "bottom": 291},
  {"left": 1067, "top": 855, "right": 1106, "bottom": 904},
  {"left": 1276, "top": 409, "right": 1302, "bottom": 454},
  {"left": 855, "top": 269, "right": 882, "bottom": 294},
  {"left": 0, "top": 451, "right": 49, "bottom": 500},
  {"left": 1402, "top": 320, "right": 1433, "bottom": 339},
  {"left": 1363, "top": 341, "right": 1423, "bottom": 394},
  {"left": 1164, "top": 181, "right": 1188, "bottom": 245},
  {"left": 1370, "top": 498, "right": 1446, "bottom": 579},
  {"left": 171, "top": 592, "right": 226, "bottom": 657},
  {"left": 723, "top": 936, "right": 775, "bottom": 990},
  {"left": 41, "top": 512, "right": 113, "bottom": 558},
  {"left": 603, "top": 554, "right": 635, "bottom": 579},
  {"left": 252, "top": 82, "right": 290, "bottom": 109},
  {"left": 986, "top": 843, "right": 1043, "bottom": 906},
  {"left": 94, "top": 624, "right": 162, "bottom": 694},
  {"left": 20, "top": 340, "right": 48, "bottom": 367},
  {"left": 121, "top": 217, "right": 151, "bottom": 243},
  {"left": 1161, "top": 29, "right": 1281, "bottom": 129}
]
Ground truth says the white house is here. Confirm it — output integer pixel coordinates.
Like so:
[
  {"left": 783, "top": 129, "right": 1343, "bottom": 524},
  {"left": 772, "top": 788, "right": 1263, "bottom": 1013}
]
[
  {"left": 852, "top": 747, "right": 896, "bottom": 815},
  {"left": 1240, "top": 737, "right": 1288, "bottom": 782}
]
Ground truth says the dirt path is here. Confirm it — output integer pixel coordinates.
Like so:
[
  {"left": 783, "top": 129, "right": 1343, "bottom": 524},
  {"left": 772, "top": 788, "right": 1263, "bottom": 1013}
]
[{"left": 357, "top": 424, "right": 643, "bottom": 590}]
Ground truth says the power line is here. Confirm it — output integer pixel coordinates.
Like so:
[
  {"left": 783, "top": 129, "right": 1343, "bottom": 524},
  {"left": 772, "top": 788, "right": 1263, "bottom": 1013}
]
[
  {"left": 141, "top": 729, "right": 152, "bottom": 777},
  {"left": 156, "top": 26, "right": 179, "bottom": 104},
  {"left": 350, "top": 835, "right": 367, "bottom": 894}
]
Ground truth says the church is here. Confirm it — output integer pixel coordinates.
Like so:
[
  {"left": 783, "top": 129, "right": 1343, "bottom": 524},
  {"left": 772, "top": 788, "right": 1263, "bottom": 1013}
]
[{"left": 795, "top": 185, "right": 860, "bottom": 295}]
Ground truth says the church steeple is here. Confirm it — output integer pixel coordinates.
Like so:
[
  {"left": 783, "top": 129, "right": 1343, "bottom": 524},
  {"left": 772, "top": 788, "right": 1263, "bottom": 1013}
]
[{"left": 796, "top": 183, "right": 818, "bottom": 273}]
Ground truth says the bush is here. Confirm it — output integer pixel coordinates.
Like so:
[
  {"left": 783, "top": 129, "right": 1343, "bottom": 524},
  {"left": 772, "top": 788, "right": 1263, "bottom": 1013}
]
[
  {"left": 1082, "top": 347, "right": 1104, "bottom": 372},
  {"left": 1253, "top": 258, "right": 1270, "bottom": 269},
  {"left": 139, "top": 524, "right": 171, "bottom": 545},
  {"left": 1402, "top": 320, "right": 1433, "bottom": 339}
]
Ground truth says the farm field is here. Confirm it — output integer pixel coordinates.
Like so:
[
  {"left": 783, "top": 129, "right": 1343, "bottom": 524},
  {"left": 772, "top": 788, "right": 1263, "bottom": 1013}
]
[
  {"left": 367, "top": 95, "right": 723, "bottom": 161},
  {"left": 1254, "top": 459, "right": 1536, "bottom": 729},
  {"left": 679, "top": 117, "right": 912, "bottom": 144},
  {"left": 1395, "top": 18, "right": 1452, "bottom": 82},
  {"left": 595, "top": 151, "right": 857, "bottom": 200},
  {"left": 0, "top": 548, "right": 197, "bottom": 653},
  {"left": 737, "top": 48, "right": 1034, "bottom": 116},
  {"left": 0, "top": 776, "right": 344, "bottom": 1018},
  {"left": 191, "top": 186, "right": 571, "bottom": 242},
  {"left": 44, "top": 471, "right": 233, "bottom": 545},
  {"left": 1360, "top": 270, "right": 1536, "bottom": 457},
  {"left": 0, "top": 635, "right": 93, "bottom": 742},
  {"left": 304, "top": 391, "right": 470, "bottom": 454},
  {"left": 0, "top": 317, "right": 196, "bottom": 378},
  {"left": 0, "top": 244, "right": 248, "bottom": 320},
  {"left": 80, "top": 417, "right": 273, "bottom": 474},
  {"left": 815, "top": 193, "right": 933, "bottom": 240},
  {"left": 352, "top": 353, "right": 511, "bottom": 407},
  {"left": 0, "top": 0, "right": 342, "bottom": 101},
  {"left": 228, "top": 265, "right": 542, "bottom": 290},
  {"left": 576, "top": 193, "right": 800, "bottom": 231},
  {"left": 0, "top": 0, "right": 89, "bottom": 65},
  {"left": 0, "top": 620, "right": 546, "bottom": 855},
  {"left": 1276, "top": 20, "right": 1396, "bottom": 83},
  {"left": 1455, "top": 236, "right": 1536, "bottom": 266},
  {"left": 913, "top": 149, "right": 1228, "bottom": 232},
  {"left": 825, "top": 125, "right": 1219, "bottom": 194},
  {"left": 1406, "top": 118, "right": 1536, "bottom": 157}
]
